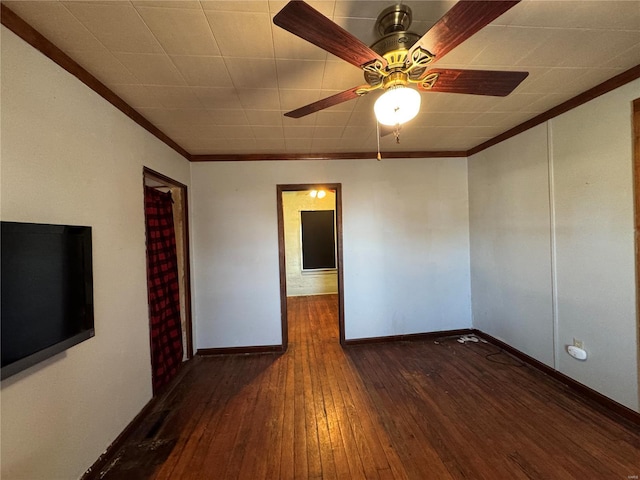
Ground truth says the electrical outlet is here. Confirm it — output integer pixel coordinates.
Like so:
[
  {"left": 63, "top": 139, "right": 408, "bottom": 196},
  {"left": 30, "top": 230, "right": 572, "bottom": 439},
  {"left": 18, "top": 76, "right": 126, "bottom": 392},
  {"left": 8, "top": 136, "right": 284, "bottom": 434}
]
[{"left": 573, "top": 338, "right": 583, "bottom": 349}]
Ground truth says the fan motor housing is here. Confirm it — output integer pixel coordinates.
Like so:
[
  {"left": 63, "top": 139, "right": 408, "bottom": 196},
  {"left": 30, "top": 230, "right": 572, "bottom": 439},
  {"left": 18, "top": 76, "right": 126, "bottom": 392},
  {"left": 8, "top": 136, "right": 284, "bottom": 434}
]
[
  {"left": 371, "top": 3, "right": 419, "bottom": 56},
  {"left": 365, "top": 4, "right": 424, "bottom": 86},
  {"left": 370, "top": 31, "right": 421, "bottom": 57},
  {"left": 376, "top": 4, "right": 413, "bottom": 35}
]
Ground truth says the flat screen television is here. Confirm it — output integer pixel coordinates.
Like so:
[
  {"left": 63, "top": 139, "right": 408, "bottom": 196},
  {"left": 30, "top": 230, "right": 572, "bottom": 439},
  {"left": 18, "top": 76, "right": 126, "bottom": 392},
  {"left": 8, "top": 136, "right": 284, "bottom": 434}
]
[{"left": 1, "top": 221, "right": 95, "bottom": 380}]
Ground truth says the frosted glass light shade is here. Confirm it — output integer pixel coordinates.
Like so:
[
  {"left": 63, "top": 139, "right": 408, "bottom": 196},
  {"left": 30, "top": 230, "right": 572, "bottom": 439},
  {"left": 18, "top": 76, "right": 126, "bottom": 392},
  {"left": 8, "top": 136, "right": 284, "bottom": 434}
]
[{"left": 374, "top": 86, "right": 421, "bottom": 126}]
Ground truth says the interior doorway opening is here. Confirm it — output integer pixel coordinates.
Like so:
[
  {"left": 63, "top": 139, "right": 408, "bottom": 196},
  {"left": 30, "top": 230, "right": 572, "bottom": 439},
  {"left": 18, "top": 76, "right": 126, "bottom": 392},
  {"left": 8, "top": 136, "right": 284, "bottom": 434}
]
[
  {"left": 143, "top": 167, "right": 193, "bottom": 393},
  {"left": 277, "top": 184, "right": 345, "bottom": 350}
]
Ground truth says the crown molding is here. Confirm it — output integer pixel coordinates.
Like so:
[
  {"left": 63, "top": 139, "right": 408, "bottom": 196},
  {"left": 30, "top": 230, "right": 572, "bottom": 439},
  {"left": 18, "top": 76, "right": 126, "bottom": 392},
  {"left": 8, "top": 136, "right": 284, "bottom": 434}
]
[
  {"left": 1, "top": 4, "right": 191, "bottom": 161},
  {"left": 190, "top": 151, "right": 468, "bottom": 162},
  {"left": 3, "top": 4, "right": 639, "bottom": 163},
  {"left": 468, "top": 64, "right": 640, "bottom": 156}
]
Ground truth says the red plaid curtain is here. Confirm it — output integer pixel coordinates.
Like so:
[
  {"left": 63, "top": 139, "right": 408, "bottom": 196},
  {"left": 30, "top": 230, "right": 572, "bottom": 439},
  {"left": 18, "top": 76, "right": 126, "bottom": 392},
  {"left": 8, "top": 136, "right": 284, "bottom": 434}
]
[{"left": 144, "top": 186, "right": 183, "bottom": 393}]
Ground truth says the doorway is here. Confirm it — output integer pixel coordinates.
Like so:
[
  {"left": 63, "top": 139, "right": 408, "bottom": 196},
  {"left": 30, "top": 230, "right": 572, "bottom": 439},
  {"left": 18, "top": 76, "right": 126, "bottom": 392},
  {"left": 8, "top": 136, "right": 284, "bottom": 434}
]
[
  {"left": 143, "top": 167, "right": 193, "bottom": 392},
  {"left": 277, "top": 184, "right": 345, "bottom": 349}
]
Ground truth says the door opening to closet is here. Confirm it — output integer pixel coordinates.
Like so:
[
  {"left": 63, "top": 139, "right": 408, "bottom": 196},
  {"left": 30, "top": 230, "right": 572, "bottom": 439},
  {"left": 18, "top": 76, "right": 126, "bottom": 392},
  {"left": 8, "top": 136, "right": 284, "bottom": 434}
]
[
  {"left": 277, "top": 184, "right": 345, "bottom": 351},
  {"left": 143, "top": 167, "right": 193, "bottom": 395}
]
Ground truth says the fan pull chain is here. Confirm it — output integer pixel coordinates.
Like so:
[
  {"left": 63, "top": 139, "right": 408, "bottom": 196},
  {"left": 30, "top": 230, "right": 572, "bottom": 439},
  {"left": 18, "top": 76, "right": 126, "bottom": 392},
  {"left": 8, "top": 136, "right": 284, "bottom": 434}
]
[{"left": 376, "top": 121, "right": 382, "bottom": 161}]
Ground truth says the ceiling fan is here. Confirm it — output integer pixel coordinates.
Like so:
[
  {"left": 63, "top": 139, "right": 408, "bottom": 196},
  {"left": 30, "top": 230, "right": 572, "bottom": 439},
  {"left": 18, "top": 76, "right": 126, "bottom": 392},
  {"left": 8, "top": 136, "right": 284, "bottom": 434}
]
[{"left": 273, "top": 0, "right": 529, "bottom": 127}]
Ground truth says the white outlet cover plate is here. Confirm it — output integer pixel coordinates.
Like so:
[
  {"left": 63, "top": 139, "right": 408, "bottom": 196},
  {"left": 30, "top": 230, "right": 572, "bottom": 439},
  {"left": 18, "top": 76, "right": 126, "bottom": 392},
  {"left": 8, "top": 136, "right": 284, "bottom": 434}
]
[{"left": 567, "top": 345, "right": 587, "bottom": 361}]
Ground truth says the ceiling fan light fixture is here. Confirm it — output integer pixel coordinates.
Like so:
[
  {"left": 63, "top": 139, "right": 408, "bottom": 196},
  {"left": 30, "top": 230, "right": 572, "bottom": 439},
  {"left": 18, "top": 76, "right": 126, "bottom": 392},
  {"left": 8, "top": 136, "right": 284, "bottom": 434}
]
[{"left": 374, "top": 85, "right": 421, "bottom": 126}]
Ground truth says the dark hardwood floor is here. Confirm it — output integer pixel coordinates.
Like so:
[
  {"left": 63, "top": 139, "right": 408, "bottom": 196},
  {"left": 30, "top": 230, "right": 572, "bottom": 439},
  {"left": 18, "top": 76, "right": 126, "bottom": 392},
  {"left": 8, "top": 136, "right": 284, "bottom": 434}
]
[{"left": 93, "top": 294, "right": 640, "bottom": 479}]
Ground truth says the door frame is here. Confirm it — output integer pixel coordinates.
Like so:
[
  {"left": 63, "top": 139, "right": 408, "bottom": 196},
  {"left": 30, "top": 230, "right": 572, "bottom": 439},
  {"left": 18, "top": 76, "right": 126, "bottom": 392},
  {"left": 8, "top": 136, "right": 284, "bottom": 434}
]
[
  {"left": 633, "top": 98, "right": 640, "bottom": 403},
  {"left": 143, "top": 167, "right": 194, "bottom": 359},
  {"left": 277, "top": 184, "right": 345, "bottom": 349}
]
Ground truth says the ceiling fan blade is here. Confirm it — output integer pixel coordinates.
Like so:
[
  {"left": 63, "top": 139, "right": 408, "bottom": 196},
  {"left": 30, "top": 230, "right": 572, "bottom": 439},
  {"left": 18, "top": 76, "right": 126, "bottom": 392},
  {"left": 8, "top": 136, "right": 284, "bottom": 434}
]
[
  {"left": 284, "top": 86, "right": 367, "bottom": 118},
  {"left": 420, "top": 69, "right": 528, "bottom": 96},
  {"left": 274, "top": 1, "right": 387, "bottom": 69},
  {"left": 409, "top": 1, "right": 520, "bottom": 63}
]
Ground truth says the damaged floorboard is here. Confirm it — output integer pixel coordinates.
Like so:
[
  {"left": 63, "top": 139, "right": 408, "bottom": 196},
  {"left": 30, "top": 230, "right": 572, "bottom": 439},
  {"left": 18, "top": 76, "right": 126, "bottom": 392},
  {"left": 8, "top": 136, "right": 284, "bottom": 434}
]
[{"left": 90, "top": 295, "right": 640, "bottom": 479}]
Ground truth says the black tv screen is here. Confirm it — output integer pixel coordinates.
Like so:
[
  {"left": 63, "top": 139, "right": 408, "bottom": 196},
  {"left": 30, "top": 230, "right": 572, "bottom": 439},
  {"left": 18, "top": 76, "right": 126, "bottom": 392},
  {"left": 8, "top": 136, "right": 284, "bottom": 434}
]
[{"left": 1, "top": 222, "right": 94, "bottom": 380}]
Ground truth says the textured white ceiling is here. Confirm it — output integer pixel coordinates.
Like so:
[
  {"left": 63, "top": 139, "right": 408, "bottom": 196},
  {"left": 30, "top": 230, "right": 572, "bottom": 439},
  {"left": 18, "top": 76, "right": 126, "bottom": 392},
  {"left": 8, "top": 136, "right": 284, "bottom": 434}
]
[{"left": 4, "top": 0, "right": 640, "bottom": 156}]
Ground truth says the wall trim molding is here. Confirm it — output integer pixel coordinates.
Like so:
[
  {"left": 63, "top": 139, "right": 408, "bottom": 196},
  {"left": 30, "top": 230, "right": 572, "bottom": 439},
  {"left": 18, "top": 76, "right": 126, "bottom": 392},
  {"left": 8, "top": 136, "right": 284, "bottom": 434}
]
[
  {"left": 190, "top": 151, "right": 468, "bottom": 162},
  {"left": 4, "top": 4, "right": 639, "bottom": 163},
  {"left": 472, "top": 330, "right": 640, "bottom": 427},
  {"left": 467, "top": 64, "right": 640, "bottom": 156},
  {"left": 0, "top": 4, "right": 190, "bottom": 161},
  {"left": 344, "top": 328, "right": 474, "bottom": 346},
  {"left": 196, "top": 345, "right": 284, "bottom": 356}
]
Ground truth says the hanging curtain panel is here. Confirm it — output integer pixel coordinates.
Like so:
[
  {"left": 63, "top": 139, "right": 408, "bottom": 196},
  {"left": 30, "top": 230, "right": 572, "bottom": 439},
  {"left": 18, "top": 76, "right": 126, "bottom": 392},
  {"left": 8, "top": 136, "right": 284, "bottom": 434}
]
[{"left": 144, "top": 186, "right": 183, "bottom": 393}]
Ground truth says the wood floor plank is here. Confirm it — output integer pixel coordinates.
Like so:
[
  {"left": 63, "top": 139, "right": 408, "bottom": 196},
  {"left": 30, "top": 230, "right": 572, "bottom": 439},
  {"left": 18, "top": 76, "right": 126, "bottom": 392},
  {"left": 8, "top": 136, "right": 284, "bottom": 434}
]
[
  {"left": 332, "top": 358, "right": 389, "bottom": 478},
  {"left": 278, "top": 339, "right": 296, "bottom": 480},
  {"left": 305, "top": 302, "right": 338, "bottom": 480},
  {"left": 236, "top": 354, "right": 282, "bottom": 480},
  {"left": 91, "top": 294, "right": 640, "bottom": 480},
  {"left": 307, "top": 296, "right": 351, "bottom": 479},
  {"left": 351, "top": 345, "right": 454, "bottom": 480},
  {"left": 292, "top": 307, "right": 309, "bottom": 479},
  {"left": 256, "top": 353, "right": 287, "bottom": 480},
  {"left": 154, "top": 356, "right": 243, "bottom": 479},
  {"left": 321, "top": 333, "right": 370, "bottom": 478},
  {"left": 307, "top": 313, "right": 353, "bottom": 478},
  {"left": 300, "top": 303, "right": 323, "bottom": 478}
]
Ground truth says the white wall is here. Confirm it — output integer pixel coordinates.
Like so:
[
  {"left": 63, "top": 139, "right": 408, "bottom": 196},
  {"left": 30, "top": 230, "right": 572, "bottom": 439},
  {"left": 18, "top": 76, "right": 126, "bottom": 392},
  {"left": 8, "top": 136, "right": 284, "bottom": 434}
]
[
  {"left": 283, "top": 190, "right": 338, "bottom": 297},
  {"left": 469, "top": 124, "right": 554, "bottom": 366},
  {"left": 551, "top": 81, "right": 638, "bottom": 410},
  {"left": 469, "top": 79, "right": 640, "bottom": 411},
  {"left": 190, "top": 157, "right": 471, "bottom": 348},
  {"left": 1, "top": 27, "right": 191, "bottom": 479}
]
